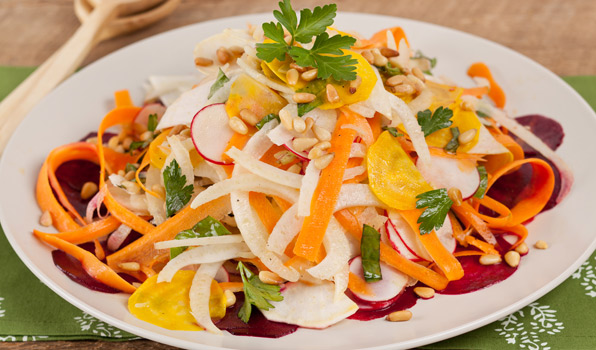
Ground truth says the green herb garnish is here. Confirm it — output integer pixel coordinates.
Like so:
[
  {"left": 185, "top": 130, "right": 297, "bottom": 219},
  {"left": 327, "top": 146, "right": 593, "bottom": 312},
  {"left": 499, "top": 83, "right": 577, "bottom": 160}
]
[
  {"left": 415, "top": 189, "right": 453, "bottom": 235},
  {"left": 163, "top": 159, "right": 194, "bottom": 217},
  {"left": 474, "top": 166, "right": 488, "bottom": 199},
  {"left": 237, "top": 262, "right": 284, "bottom": 323},
  {"left": 417, "top": 107, "right": 454, "bottom": 137},
  {"left": 476, "top": 110, "right": 489, "bottom": 118},
  {"left": 147, "top": 113, "right": 158, "bottom": 132},
  {"left": 382, "top": 126, "right": 404, "bottom": 138},
  {"left": 412, "top": 50, "right": 437, "bottom": 74},
  {"left": 170, "top": 216, "right": 231, "bottom": 259},
  {"left": 125, "top": 162, "right": 138, "bottom": 174},
  {"left": 255, "top": 113, "right": 280, "bottom": 130},
  {"left": 361, "top": 224, "right": 382, "bottom": 282},
  {"left": 380, "top": 62, "right": 403, "bottom": 76},
  {"left": 445, "top": 127, "right": 460, "bottom": 154},
  {"left": 208, "top": 68, "right": 230, "bottom": 99}
]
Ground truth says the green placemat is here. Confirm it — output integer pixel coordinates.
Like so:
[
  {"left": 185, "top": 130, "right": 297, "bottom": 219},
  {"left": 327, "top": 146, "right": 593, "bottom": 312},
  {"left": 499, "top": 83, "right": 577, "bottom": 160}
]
[{"left": 0, "top": 66, "right": 594, "bottom": 348}]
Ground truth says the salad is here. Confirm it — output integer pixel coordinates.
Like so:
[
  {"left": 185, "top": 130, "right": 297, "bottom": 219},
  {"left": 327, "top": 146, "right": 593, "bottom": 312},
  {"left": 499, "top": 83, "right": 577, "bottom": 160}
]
[{"left": 32, "top": 0, "right": 573, "bottom": 338}]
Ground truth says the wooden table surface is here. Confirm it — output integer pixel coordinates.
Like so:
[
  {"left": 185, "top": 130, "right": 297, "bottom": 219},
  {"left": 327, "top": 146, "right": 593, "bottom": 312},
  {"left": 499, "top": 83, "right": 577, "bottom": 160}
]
[{"left": 0, "top": 0, "right": 594, "bottom": 349}]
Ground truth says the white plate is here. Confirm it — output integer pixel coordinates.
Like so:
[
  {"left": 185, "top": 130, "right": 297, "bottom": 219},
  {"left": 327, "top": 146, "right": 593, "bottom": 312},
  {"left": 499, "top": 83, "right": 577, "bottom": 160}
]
[{"left": 1, "top": 12, "right": 595, "bottom": 350}]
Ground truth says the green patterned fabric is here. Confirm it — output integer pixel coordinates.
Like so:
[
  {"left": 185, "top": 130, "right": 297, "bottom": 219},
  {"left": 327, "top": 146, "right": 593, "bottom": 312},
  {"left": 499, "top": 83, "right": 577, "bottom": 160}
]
[{"left": 0, "top": 66, "right": 594, "bottom": 348}]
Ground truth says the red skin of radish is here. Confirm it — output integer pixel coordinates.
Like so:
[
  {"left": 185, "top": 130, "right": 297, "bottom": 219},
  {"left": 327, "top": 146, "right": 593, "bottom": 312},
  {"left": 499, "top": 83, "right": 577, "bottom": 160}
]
[
  {"left": 385, "top": 219, "right": 426, "bottom": 262},
  {"left": 348, "top": 287, "right": 418, "bottom": 321},
  {"left": 283, "top": 142, "right": 309, "bottom": 161},
  {"left": 190, "top": 103, "right": 234, "bottom": 166}
]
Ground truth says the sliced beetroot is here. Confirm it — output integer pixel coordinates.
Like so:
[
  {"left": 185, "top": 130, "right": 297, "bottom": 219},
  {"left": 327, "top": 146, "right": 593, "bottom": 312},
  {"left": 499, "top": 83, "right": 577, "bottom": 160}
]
[
  {"left": 348, "top": 287, "right": 417, "bottom": 321},
  {"left": 54, "top": 160, "right": 100, "bottom": 218},
  {"left": 215, "top": 293, "right": 298, "bottom": 338},
  {"left": 52, "top": 249, "right": 121, "bottom": 293},
  {"left": 515, "top": 115, "right": 564, "bottom": 154}
]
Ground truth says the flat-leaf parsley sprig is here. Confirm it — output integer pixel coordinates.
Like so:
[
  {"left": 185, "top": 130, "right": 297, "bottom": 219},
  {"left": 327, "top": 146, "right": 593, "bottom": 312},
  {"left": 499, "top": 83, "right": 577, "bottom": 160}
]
[{"left": 256, "top": 0, "right": 358, "bottom": 81}]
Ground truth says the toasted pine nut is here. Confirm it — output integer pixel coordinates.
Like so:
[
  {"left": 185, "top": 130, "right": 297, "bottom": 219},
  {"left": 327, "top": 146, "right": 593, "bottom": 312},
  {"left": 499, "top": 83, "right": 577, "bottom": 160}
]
[
  {"left": 229, "top": 117, "right": 248, "bottom": 135},
  {"left": 287, "top": 163, "right": 302, "bottom": 174},
  {"left": 308, "top": 147, "right": 324, "bottom": 160},
  {"left": 504, "top": 251, "right": 521, "bottom": 268},
  {"left": 313, "top": 125, "right": 332, "bottom": 141},
  {"left": 108, "top": 136, "right": 120, "bottom": 149},
  {"left": 413, "top": 287, "right": 435, "bottom": 299},
  {"left": 40, "top": 210, "right": 53, "bottom": 227},
  {"left": 301, "top": 69, "right": 318, "bottom": 82},
  {"left": 461, "top": 100, "right": 474, "bottom": 111},
  {"left": 349, "top": 76, "right": 362, "bottom": 94},
  {"left": 407, "top": 74, "right": 426, "bottom": 92},
  {"left": 293, "top": 117, "right": 306, "bottom": 133},
  {"left": 304, "top": 117, "right": 315, "bottom": 133},
  {"left": 122, "top": 181, "right": 141, "bottom": 194},
  {"left": 151, "top": 184, "right": 166, "bottom": 199},
  {"left": 314, "top": 141, "right": 331, "bottom": 151},
  {"left": 239, "top": 109, "right": 260, "bottom": 126},
  {"left": 286, "top": 68, "right": 299, "bottom": 86},
  {"left": 86, "top": 136, "right": 98, "bottom": 144},
  {"left": 380, "top": 47, "right": 399, "bottom": 57},
  {"left": 117, "top": 169, "right": 126, "bottom": 177},
  {"left": 80, "top": 181, "right": 98, "bottom": 200},
  {"left": 224, "top": 289, "right": 237, "bottom": 307},
  {"left": 326, "top": 84, "right": 340, "bottom": 104},
  {"left": 372, "top": 49, "right": 388, "bottom": 67},
  {"left": 392, "top": 84, "right": 415, "bottom": 94},
  {"left": 386, "top": 310, "right": 412, "bottom": 322},
  {"left": 216, "top": 47, "right": 232, "bottom": 64},
  {"left": 386, "top": 75, "right": 407, "bottom": 87},
  {"left": 314, "top": 153, "right": 335, "bottom": 170},
  {"left": 290, "top": 62, "right": 307, "bottom": 72},
  {"left": 279, "top": 109, "right": 294, "bottom": 130},
  {"left": 412, "top": 66, "right": 426, "bottom": 82},
  {"left": 458, "top": 128, "right": 478, "bottom": 144},
  {"left": 515, "top": 242, "right": 529, "bottom": 255},
  {"left": 118, "top": 262, "right": 141, "bottom": 272},
  {"left": 292, "top": 137, "right": 319, "bottom": 152},
  {"left": 170, "top": 124, "right": 185, "bottom": 135},
  {"left": 534, "top": 240, "right": 549, "bottom": 250},
  {"left": 194, "top": 57, "right": 214, "bottom": 67},
  {"left": 140, "top": 131, "right": 153, "bottom": 142},
  {"left": 114, "top": 145, "right": 125, "bottom": 153},
  {"left": 259, "top": 271, "right": 284, "bottom": 284},
  {"left": 361, "top": 50, "right": 374, "bottom": 64},
  {"left": 388, "top": 56, "right": 401, "bottom": 68},
  {"left": 228, "top": 45, "right": 244, "bottom": 56},
  {"left": 124, "top": 170, "right": 136, "bottom": 181},
  {"left": 293, "top": 92, "right": 317, "bottom": 103},
  {"left": 448, "top": 187, "right": 463, "bottom": 206},
  {"left": 180, "top": 128, "right": 191, "bottom": 138},
  {"left": 122, "top": 137, "right": 133, "bottom": 150},
  {"left": 479, "top": 254, "right": 502, "bottom": 265}
]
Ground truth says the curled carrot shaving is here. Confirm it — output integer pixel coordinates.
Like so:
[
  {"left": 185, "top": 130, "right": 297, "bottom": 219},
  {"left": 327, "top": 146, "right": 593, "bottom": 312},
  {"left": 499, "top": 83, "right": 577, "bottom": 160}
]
[
  {"left": 221, "top": 132, "right": 250, "bottom": 167},
  {"left": 467, "top": 63, "right": 506, "bottom": 108},
  {"left": 34, "top": 231, "right": 135, "bottom": 293},
  {"left": 484, "top": 132, "right": 525, "bottom": 174},
  {"left": 500, "top": 224, "right": 528, "bottom": 250},
  {"left": 94, "top": 239, "right": 106, "bottom": 260},
  {"left": 369, "top": 27, "right": 410, "bottom": 48},
  {"left": 219, "top": 282, "right": 244, "bottom": 293},
  {"left": 103, "top": 188, "right": 154, "bottom": 235},
  {"left": 475, "top": 196, "right": 513, "bottom": 227},
  {"left": 36, "top": 161, "right": 80, "bottom": 233},
  {"left": 37, "top": 216, "right": 121, "bottom": 245},
  {"left": 348, "top": 272, "right": 373, "bottom": 296},
  {"left": 464, "top": 236, "right": 499, "bottom": 255},
  {"left": 135, "top": 153, "right": 161, "bottom": 199},
  {"left": 249, "top": 192, "right": 282, "bottom": 233},
  {"left": 454, "top": 250, "right": 485, "bottom": 258},
  {"left": 461, "top": 86, "right": 489, "bottom": 97},
  {"left": 452, "top": 202, "right": 497, "bottom": 245}
]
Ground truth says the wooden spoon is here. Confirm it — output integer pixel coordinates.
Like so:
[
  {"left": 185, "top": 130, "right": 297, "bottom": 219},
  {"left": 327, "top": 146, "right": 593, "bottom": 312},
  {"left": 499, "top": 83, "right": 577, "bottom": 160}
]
[{"left": 0, "top": 0, "right": 180, "bottom": 154}]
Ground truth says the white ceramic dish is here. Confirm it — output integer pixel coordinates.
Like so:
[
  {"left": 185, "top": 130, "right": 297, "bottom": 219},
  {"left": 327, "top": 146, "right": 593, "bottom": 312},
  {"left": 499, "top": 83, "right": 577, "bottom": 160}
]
[{"left": 1, "top": 12, "right": 595, "bottom": 350}]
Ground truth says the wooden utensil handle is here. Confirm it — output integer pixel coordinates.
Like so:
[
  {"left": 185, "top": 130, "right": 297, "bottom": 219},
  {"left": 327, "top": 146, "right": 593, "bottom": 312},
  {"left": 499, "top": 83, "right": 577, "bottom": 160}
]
[{"left": 0, "top": 1, "right": 119, "bottom": 155}]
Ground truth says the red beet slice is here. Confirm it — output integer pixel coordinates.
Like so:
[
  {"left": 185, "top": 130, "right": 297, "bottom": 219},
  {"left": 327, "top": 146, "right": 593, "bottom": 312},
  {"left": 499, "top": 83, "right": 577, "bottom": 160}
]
[
  {"left": 52, "top": 249, "right": 122, "bottom": 293},
  {"left": 347, "top": 287, "right": 417, "bottom": 321},
  {"left": 54, "top": 160, "right": 100, "bottom": 218}
]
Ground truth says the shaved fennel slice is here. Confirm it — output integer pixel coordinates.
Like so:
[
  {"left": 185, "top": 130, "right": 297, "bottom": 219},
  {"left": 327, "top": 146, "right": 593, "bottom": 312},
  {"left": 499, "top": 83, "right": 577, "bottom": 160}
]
[
  {"left": 189, "top": 262, "right": 223, "bottom": 334},
  {"left": 155, "top": 235, "right": 244, "bottom": 250},
  {"left": 348, "top": 67, "right": 392, "bottom": 119},
  {"left": 307, "top": 218, "right": 351, "bottom": 281},
  {"left": 333, "top": 264, "right": 350, "bottom": 302},
  {"left": 226, "top": 147, "right": 303, "bottom": 189},
  {"left": 350, "top": 143, "right": 367, "bottom": 158},
  {"left": 388, "top": 93, "right": 431, "bottom": 165},
  {"left": 335, "top": 184, "right": 387, "bottom": 212},
  {"left": 261, "top": 281, "right": 358, "bottom": 328},
  {"left": 467, "top": 124, "right": 510, "bottom": 155},
  {"left": 157, "top": 243, "right": 252, "bottom": 283},
  {"left": 236, "top": 57, "right": 294, "bottom": 95},
  {"left": 166, "top": 136, "right": 194, "bottom": 188},
  {"left": 267, "top": 204, "right": 303, "bottom": 254},
  {"left": 343, "top": 166, "right": 366, "bottom": 181},
  {"left": 239, "top": 119, "right": 277, "bottom": 162},
  {"left": 408, "top": 88, "right": 433, "bottom": 115},
  {"left": 297, "top": 162, "right": 321, "bottom": 217},
  {"left": 231, "top": 191, "right": 300, "bottom": 281},
  {"left": 145, "top": 166, "right": 166, "bottom": 225},
  {"left": 193, "top": 160, "right": 225, "bottom": 184},
  {"left": 190, "top": 174, "right": 299, "bottom": 209}
]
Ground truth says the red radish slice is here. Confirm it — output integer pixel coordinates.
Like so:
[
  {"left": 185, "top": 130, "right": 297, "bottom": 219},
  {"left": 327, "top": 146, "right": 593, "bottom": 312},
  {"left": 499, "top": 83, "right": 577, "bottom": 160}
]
[
  {"left": 190, "top": 103, "right": 234, "bottom": 165},
  {"left": 348, "top": 256, "right": 408, "bottom": 303},
  {"left": 385, "top": 220, "right": 426, "bottom": 261},
  {"left": 214, "top": 266, "right": 230, "bottom": 283},
  {"left": 435, "top": 215, "right": 456, "bottom": 254},
  {"left": 386, "top": 211, "right": 431, "bottom": 261},
  {"left": 135, "top": 103, "right": 166, "bottom": 126},
  {"left": 283, "top": 141, "right": 309, "bottom": 161},
  {"left": 417, "top": 155, "right": 480, "bottom": 199}
]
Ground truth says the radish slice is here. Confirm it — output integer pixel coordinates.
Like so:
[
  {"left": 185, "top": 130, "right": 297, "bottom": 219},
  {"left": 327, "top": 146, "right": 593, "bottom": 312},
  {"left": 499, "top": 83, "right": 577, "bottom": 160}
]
[
  {"left": 417, "top": 155, "right": 480, "bottom": 199},
  {"left": 107, "top": 224, "right": 132, "bottom": 252},
  {"left": 348, "top": 256, "right": 408, "bottom": 303},
  {"left": 157, "top": 78, "right": 213, "bottom": 130},
  {"left": 190, "top": 103, "right": 235, "bottom": 165},
  {"left": 135, "top": 103, "right": 166, "bottom": 126},
  {"left": 283, "top": 142, "right": 310, "bottom": 162},
  {"left": 261, "top": 281, "right": 358, "bottom": 328},
  {"left": 214, "top": 266, "right": 230, "bottom": 283}
]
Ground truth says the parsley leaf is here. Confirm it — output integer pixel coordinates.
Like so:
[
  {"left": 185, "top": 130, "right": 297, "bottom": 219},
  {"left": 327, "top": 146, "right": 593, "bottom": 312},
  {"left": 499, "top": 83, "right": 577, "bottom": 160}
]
[
  {"left": 237, "top": 262, "right": 283, "bottom": 323},
  {"left": 476, "top": 110, "right": 489, "bottom": 118},
  {"left": 382, "top": 126, "right": 404, "bottom": 138},
  {"left": 294, "top": 3, "right": 337, "bottom": 43},
  {"left": 170, "top": 216, "right": 231, "bottom": 259},
  {"left": 361, "top": 225, "right": 382, "bottom": 282},
  {"left": 208, "top": 68, "right": 230, "bottom": 99},
  {"left": 273, "top": 0, "right": 298, "bottom": 39},
  {"left": 255, "top": 113, "right": 280, "bottom": 130},
  {"left": 147, "top": 114, "right": 158, "bottom": 132},
  {"left": 125, "top": 163, "right": 138, "bottom": 174},
  {"left": 445, "top": 127, "right": 460, "bottom": 154},
  {"left": 413, "top": 50, "right": 437, "bottom": 69},
  {"left": 417, "top": 107, "right": 454, "bottom": 137},
  {"left": 379, "top": 62, "right": 402, "bottom": 76},
  {"left": 289, "top": 33, "right": 357, "bottom": 81},
  {"left": 128, "top": 140, "right": 150, "bottom": 153},
  {"left": 163, "top": 159, "right": 194, "bottom": 217},
  {"left": 474, "top": 166, "right": 488, "bottom": 199},
  {"left": 415, "top": 189, "right": 453, "bottom": 235}
]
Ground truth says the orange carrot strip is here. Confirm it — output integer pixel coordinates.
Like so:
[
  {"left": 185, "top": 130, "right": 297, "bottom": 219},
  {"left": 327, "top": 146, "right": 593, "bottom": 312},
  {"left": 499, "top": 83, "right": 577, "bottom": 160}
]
[
  {"left": 114, "top": 89, "right": 134, "bottom": 108},
  {"left": 502, "top": 224, "right": 528, "bottom": 250},
  {"left": 343, "top": 157, "right": 368, "bottom": 184},
  {"left": 135, "top": 153, "right": 160, "bottom": 198},
  {"left": 103, "top": 189, "right": 154, "bottom": 235},
  {"left": 342, "top": 108, "right": 375, "bottom": 146},
  {"left": 369, "top": 27, "right": 410, "bottom": 48},
  {"left": 249, "top": 192, "right": 282, "bottom": 233},
  {"left": 454, "top": 250, "right": 484, "bottom": 257},
  {"left": 467, "top": 63, "right": 506, "bottom": 108},
  {"left": 34, "top": 231, "right": 135, "bottom": 293},
  {"left": 37, "top": 216, "right": 121, "bottom": 245},
  {"left": 219, "top": 282, "right": 244, "bottom": 293},
  {"left": 348, "top": 272, "right": 373, "bottom": 296},
  {"left": 464, "top": 236, "right": 499, "bottom": 255},
  {"left": 476, "top": 196, "right": 513, "bottom": 227},
  {"left": 272, "top": 196, "right": 293, "bottom": 212},
  {"left": 103, "top": 147, "right": 139, "bottom": 174},
  {"left": 94, "top": 239, "right": 106, "bottom": 260},
  {"left": 36, "top": 161, "right": 80, "bottom": 232},
  {"left": 222, "top": 133, "right": 251, "bottom": 164},
  {"left": 368, "top": 113, "right": 383, "bottom": 140},
  {"left": 461, "top": 86, "right": 489, "bottom": 97},
  {"left": 452, "top": 202, "right": 496, "bottom": 245},
  {"left": 293, "top": 111, "right": 357, "bottom": 261},
  {"left": 400, "top": 209, "right": 464, "bottom": 281}
]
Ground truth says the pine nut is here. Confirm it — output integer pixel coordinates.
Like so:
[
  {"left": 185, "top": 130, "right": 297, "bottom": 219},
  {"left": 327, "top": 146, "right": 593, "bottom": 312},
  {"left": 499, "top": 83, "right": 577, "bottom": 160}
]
[
  {"left": 279, "top": 109, "right": 294, "bottom": 130},
  {"left": 534, "top": 240, "right": 549, "bottom": 250},
  {"left": 286, "top": 68, "right": 299, "bottom": 86},
  {"left": 479, "top": 254, "right": 502, "bottom": 265},
  {"left": 412, "top": 66, "right": 426, "bottom": 82},
  {"left": 504, "top": 251, "right": 521, "bottom": 268},
  {"left": 239, "top": 109, "right": 260, "bottom": 126},
  {"left": 224, "top": 289, "right": 237, "bottom": 307},
  {"left": 124, "top": 170, "right": 136, "bottom": 181},
  {"left": 140, "top": 130, "right": 153, "bottom": 142},
  {"left": 314, "top": 141, "right": 331, "bottom": 151},
  {"left": 86, "top": 136, "right": 97, "bottom": 144},
  {"left": 407, "top": 74, "right": 426, "bottom": 92},
  {"left": 151, "top": 184, "right": 166, "bottom": 199},
  {"left": 304, "top": 117, "right": 315, "bottom": 133},
  {"left": 228, "top": 117, "right": 248, "bottom": 135},
  {"left": 171, "top": 124, "right": 185, "bottom": 135},
  {"left": 228, "top": 45, "right": 244, "bottom": 56},
  {"left": 293, "top": 117, "right": 306, "bottom": 133},
  {"left": 117, "top": 169, "right": 125, "bottom": 177},
  {"left": 448, "top": 187, "right": 463, "bottom": 206},
  {"left": 108, "top": 136, "right": 120, "bottom": 149},
  {"left": 216, "top": 47, "right": 232, "bottom": 64},
  {"left": 349, "top": 76, "right": 362, "bottom": 94},
  {"left": 290, "top": 62, "right": 307, "bottom": 72},
  {"left": 114, "top": 145, "right": 125, "bottom": 153},
  {"left": 361, "top": 50, "right": 374, "bottom": 65},
  {"left": 292, "top": 137, "right": 319, "bottom": 152},
  {"left": 413, "top": 287, "right": 435, "bottom": 299},
  {"left": 386, "top": 310, "right": 412, "bottom": 322},
  {"left": 326, "top": 84, "right": 340, "bottom": 104},
  {"left": 293, "top": 92, "right": 317, "bottom": 103},
  {"left": 122, "top": 180, "right": 141, "bottom": 194},
  {"left": 118, "top": 262, "right": 141, "bottom": 272},
  {"left": 301, "top": 69, "right": 318, "bottom": 82},
  {"left": 122, "top": 137, "right": 133, "bottom": 150},
  {"left": 80, "top": 181, "right": 99, "bottom": 200},
  {"left": 388, "top": 56, "right": 401, "bottom": 68},
  {"left": 40, "top": 210, "right": 53, "bottom": 227},
  {"left": 314, "top": 153, "right": 335, "bottom": 169},
  {"left": 372, "top": 49, "right": 388, "bottom": 67},
  {"left": 313, "top": 125, "right": 332, "bottom": 141},
  {"left": 458, "top": 128, "right": 477, "bottom": 144},
  {"left": 515, "top": 242, "right": 529, "bottom": 255},
  {"left": 386, "top": 75, "right": 407, "bottom": 87},
  {"left": 392, "top": 83, "right": 415, "bottom": 94},
  {"left": 180, "top": 128, "right": 191, "bottom": 138},
  {"left": 259, "top": 271, "right": 284, "bottom": 284},
  {"left": 308, "top": 147, "right": 324, "bottom": 160},
  {"left": 287, "top": 164, "right": 302, "bottom": 174},
  {"left": 194, "top": 57, "right": 213, "bottom": 67},
  {"left": 380, "top": 47, "right": 399, "bottom": 57},
  {"left": 461, "top": 100, "right": 474, "bottom": 111}
]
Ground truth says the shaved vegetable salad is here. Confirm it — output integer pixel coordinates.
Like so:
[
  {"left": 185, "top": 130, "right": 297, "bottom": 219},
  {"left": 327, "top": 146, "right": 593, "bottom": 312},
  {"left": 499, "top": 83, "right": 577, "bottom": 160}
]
[{"left": 33, "top": 0, "right": 573, "bottom": 338}]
